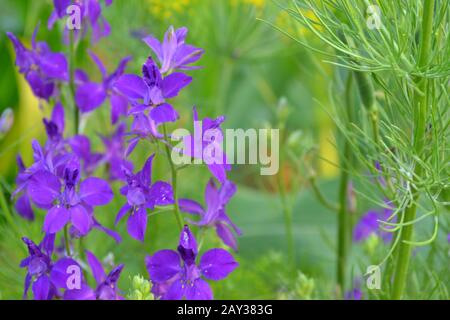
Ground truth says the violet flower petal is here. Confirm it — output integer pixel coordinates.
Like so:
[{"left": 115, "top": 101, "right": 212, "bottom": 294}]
[
  {"left": 199, "top": 248, "right": 238, "bottom": 281},
  {"left": 127, "top": 206, "right": 147, "bottom": 241},
  {"left": 149, "top": 103, "right": 179, "bottom": 125},
  {"left": 145, "top": 249, "right": 181, "bottom": 282},
  {"left": 43, "top": 206, "right": 70, "bottom": 234},
  {"left": 32, "top": 274, "right": 51, "bottom": 300},
  {"left": 85, "top": 250, "right": 106, "bottom": 285},
  {"left": 70, "top": 205, "right": 91, "bottom": 235},
  {"left": 79, "top": 177, "right": 113, "bottom": 206},
  {"left": 185, "top": 278, "right": 213, "bottom": 300}
]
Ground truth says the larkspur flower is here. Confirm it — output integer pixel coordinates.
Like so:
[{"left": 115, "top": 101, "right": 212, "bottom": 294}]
[
  {"left": 115, "top": 154, "right": 174, "bottom": 241},
  {"left": 143, "top": 26, "right": 204, "bottom": 74},
  {"left": 48, "top": 0, "right": 113, "bottom": 44},
  {"left": 181, "top": 107, "right": 231, "bottom": 183},
  {"left": 146, "top": 225, "right": 238, "bottom": 300},
  {"left": 114, "top": 56, "right": 191, "bottom": 126},
  {"left": 353, "top": 200, "right": 395, "bottom": 243},
  {"left": 75, "top": 52, "right": 131, "bottom": 123},
  {"left": 179, "top": 179, "right": 241, "bottom": 251},
  {"left": 20, "top": 235, "right": 55, "bottom": 300},
  {"left": 21, "top": 235, "right": 82, "bottom": 300},
  {"left": 63, "top": 250, "right": 124, "bottom": 300},
  {"left": 13, "top": 140, "right": 71, "bottom": 220},
  {"left": 7, "top": 26, "right": 68, "bottom": 100},
  {"left": 27, "top": 156, "right": 113, "bottom": 236}
]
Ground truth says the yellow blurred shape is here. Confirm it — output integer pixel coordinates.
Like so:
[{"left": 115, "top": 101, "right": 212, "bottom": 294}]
[
  {"left": 318, "top": 127, "right": 338, "bottom": 178},
  {"left": 0, "top": 44, "right": 44, "bottom": 176}
]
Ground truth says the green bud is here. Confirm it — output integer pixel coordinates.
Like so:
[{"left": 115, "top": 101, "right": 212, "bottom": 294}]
[
  {"left": 293, "top": 272, "right": 315, "bottom": 300},
  {"left": 128, "top": 275, "right": 154, "bottom": 300}
]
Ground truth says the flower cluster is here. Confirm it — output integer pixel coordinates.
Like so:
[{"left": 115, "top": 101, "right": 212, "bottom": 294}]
[{"left": 8, "top": 0, "right": 239, "bottom": 300}]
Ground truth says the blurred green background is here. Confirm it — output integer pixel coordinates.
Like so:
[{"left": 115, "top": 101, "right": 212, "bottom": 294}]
[{"left": 0, "top": 0, "right": 447, "bottom": 300}]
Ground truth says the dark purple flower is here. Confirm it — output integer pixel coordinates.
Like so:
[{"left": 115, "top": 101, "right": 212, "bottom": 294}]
[
  {"left": 115, "top": 154, "right": 174, "bottom": 241},
  {"left": 146, "top": 225, "right": 238, "bottom": 300},
  {"left": 48, "top": 0, "right": 112, "bottom": 44},
  {"left": 64, "top": 250, "right": 124, "bottom": 300},
  {"left": 99, "top": 123, "right": 133, "bottom": 180},
  {"left": 114, "top": 56, "right": 191, "bottom": 126},
  {"left": 181, "top": 107, "right": 231, "bottom": 183},
  {"left": 353, "top": 200, "right": 395, "bottom": 243},
  {"left": 27, "top": 156, "right": 113, "bottom": 236},
  {"left": 179, "top": 179, "right": 241, "bottom": 251},
  {"left": 21, "top": 235, "right": 82, "bottom": 300},
  {"left": 143, "top": 26, "right": 204, "bottom": 73},
  {"left": 7, "top": 26, "right": 68, "bottom": 100},
  {"left": 20, "top": 235, "right": 55, "bottom": 300},
  {"left": 75, "top": 52, "right": 131, "bottom": 123}
]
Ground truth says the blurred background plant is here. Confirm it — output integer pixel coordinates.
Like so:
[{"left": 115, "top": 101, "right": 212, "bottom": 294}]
[{"left": 0, "top": 0, "right": 448, "bottom": 300}]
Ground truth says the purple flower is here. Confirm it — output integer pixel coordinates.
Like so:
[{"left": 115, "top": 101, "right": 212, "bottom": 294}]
[
  {"left": 64, "top": 250, "right": 124, "bottom": 300},
  {"left": 179, "top": 179, "right": 241, "bottom": 251},
  {"left": 181, "top": 107, "right": 231, "bottom": 183},
  {"left": 146, "top": 225, "right": 238, "bottom": 300},
  {"left": 20, "top": 235, "right": 82, "bottom": 300},
  {"left": 115, "top": 154, "right": 174, "bottom": 241},
  {"left": 7, "top": 26, "right": 68, "bottom": 100},
  {"left": 143, "top": 26, "right": 204, "bottom": 74},
  {"left": 13, "top": 140, "right": 70, "bottom": 220},
  {"left": 48, "top": 0, "right": 112, "bottom": 44},
  {"left": 353, "top": 200, "right": 395, "bottom": 242},
  {"left": 75, "top": 52, "right": 131, "bottom": 123},
  {"left": 20, "top": 235, "right": 55, "bottom": 300},
  {"left": 114, "top": 56, "right": 191, "bottom": 125},
  {"left": 27, "top": 157, "right": 113, "bottom": 236},
  {"left": 99, "top": 123, "right": 133, "bottom": 180}
]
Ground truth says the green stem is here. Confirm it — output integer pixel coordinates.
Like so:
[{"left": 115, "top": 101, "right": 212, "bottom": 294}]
[
  {"left": 391, "top": 0, "right": 434, "bottom": 300},
  {"left": 336, "top": 73, "right": 354, "bottom": 295},
  {"left": 162, "top": 125, "right": 183, "bottom": 231},
  {"left": 64, "top": 225, "right": 71, "bottom": 256}
]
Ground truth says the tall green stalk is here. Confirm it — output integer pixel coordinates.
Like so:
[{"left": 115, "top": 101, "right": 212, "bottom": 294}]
[
  {"left": 391, "top": 0, "right": 435, "bottom": 300},
  {"left": 162, "top": 125, "right": 184, "bottom": 231},
  {"left": 336, "top": 73, "right": 354, "bottom": 294}
]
